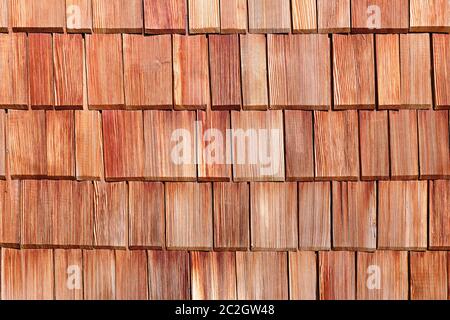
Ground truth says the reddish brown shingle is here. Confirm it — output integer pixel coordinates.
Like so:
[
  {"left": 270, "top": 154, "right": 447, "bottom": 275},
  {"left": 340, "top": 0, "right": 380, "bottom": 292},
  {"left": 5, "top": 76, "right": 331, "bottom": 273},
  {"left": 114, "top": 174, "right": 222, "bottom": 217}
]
[
  {"left": 54, "top": 249, "right": 83, "bottom": 300},
  {"left": 92, "top": 0, "right": 142, "bottom": 33},
  {"left": 317, "top": 0, "right": 350, "bottom": 33},
  {"left": 429, "top": 180, "right": 450, "bottom": 249},
  {"left": 66, "top": 0, "right": 93, "bottom": 33},
  {"left": 188, "top": 0, "right": 220, "bottom": 34},
  {"left": 319, "top": 251, "right": 355, "bottom": 300},
  {"left": 83, "top": 249, "right": 115, "bottom": 300},
  {"left": 410, "top": 251, "right": 448, "bottom": 300},
  {"left": 115, "top": 250, "right": 148, "bottom": 300},
  {"left": 220, "top": 0, "right": 247, "bottom": 33},
  {"left": 351, "top": 0, "right": 409, "bottom": 32},
  {"left": 289, "top": 252, "right": 317, "bottom": 300},
  {"left": 248, "top": 0, "right": 291, "bottom": 33},
  {"left": 410, "top": 0, "right": 450, "bottom": 32},
  {"left": 10, "top": 0, "right": 65, "bottom": 32},
  {"left": 144, "top": 0, "right": 187, "bottom": 34},
  {"left": 433, "top": 34, "right": 450, "bottom": 109},
  {"left": 291, "top": 0, "right": 317, "bottom": 33}
]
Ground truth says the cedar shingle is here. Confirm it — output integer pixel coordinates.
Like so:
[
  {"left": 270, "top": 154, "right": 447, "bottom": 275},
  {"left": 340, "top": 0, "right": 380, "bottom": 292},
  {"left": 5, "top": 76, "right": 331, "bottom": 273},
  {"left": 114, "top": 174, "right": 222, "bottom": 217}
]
[
  {"left": 389, "top": 110, "right": 419, "bottom": 179},
  {"left": 83, "top": 249, "right": 115, "bottom": 300},
  {"left": 410, "top": 251, "right": 448, "bottom": 300},
  {"left": 165, "top": 183, "right": 213, "bottom": 250},
  {"left": 188, "top": 0, "right": 220, "bottom": 33},
  {"left": 319, "top": 251, "right": 355, "bottom": 300},
  {"left": 0, "top": 110, "right": 5, "bottom": 177},
  {"left": 0, "top": 180, "right": 21, "bottom": 246},
  {"left": 231, "top": 110, "right": 285, "bottom": 181},
  {"left": 298, "top": 182, "right": 331, "bottom": 250},
  {"left": 9, "top": 110, "right": 47, "bottom": 178},
  {"left": 213, "top": 182, "right": 249, "bottom": 250},
  {"left": 410, "top": 0, "right": 449, "bottom": 32},
  {"left": 351, "top": 0, "right": 409, "bottom": 32},
  {"left": 289, "top": 252, "right": 317, "bottom": 300},
  {"left": 9, "top": 0, "right": 65, "bottom": 32},
  {"left": 0, "top": 0, "right": 7, "bottom": 31},
  {"left": 357, "top": 251, "right": 408, "bottom": 300},
  {"left": 236, "top": 252, "right": 288, "bottom": 299},
  {"left": 332, "top": 182, "right": 377, "bottom": 250},
  {"left": 102, "top": 110, "right": 145, "bottom": 180},
  {"left": 115, "top": 250, "right": 148, "bottom": 300},
  {"left": 92, "top": 0, "right": 142, "bottom": 33},
  {"left": 28, "top": 34, "right": 54, "bottom": 109},
  {"left": 359, "top": 111, "right": 389, "bottom": 180},
  {"left": 191, "top": 252, "right": 237, "bottom": 300},
  {"left": 248, "top": 0, "right": 291, "bottom": 33},
  {"left": 332, "top": 34, "right": 375, "bottom": 109},
  {"left": 53, "top": 34, "right": 84, "bottom": 109},
  {"left": 251, "top": 182, "right": 298, "bottom": 250},
  {"left": 378, "top": 181, "right": 427, "bottom": 250},
  {"left": 129, "top": 182, "right": 165, "bottom": 249},
  {"left": 317, "top": 0, "right": 350, "bottom": 33},
  {"left": 429, "top": 180, "right": 450, "bottom": 249},
  {"left": 148, "top": 250, "right": 190, "bottom": 300},
  {"left": 54, "top": 249, "right": 83, "bottom": 300},
  {"left": 0, "top": 34, "right": 28, "bottom": 108},
  {"left": 285, "top": 110, "right": 314, "bottom": 180},
  {"left": 314, "top": 111, "right": 359, "bottom": 180},
  {"left": 66, "top": 0, "right": 93, "bottom": 33},
  {"left": 291, "top": 0, "right": 317, "bottom": 33},
  {"left": 143, "top": 110, "right": 197, "bottom": 181},
  {"left": 220, "top": 0, "right": 247, "bottom": 33},
  {"left": 209, "top": 35, "right": 241, "bottom": 110},
  {"left": 123, "top": 35, "right": 172, "bottom": 109},
  {"left": 268, "top": 34, "right": 331, "bottom": 109},
  {"left": 240, "top": 34, "right": 268, "bottom": 110},
  {"left": 433, "top": 34, "right": 450, "bottom": 109},
  {"left": 144, "top": 0, "right": 186, "bottom": 34},
  {"left": 418, "top": 110, "right": 450, "bottom": 179},
  {"left": 86, "top": 34, "right": 124, "bottom": 108},
  {"left": 173, "top": 35, "right": 209, "bottom": 109}
]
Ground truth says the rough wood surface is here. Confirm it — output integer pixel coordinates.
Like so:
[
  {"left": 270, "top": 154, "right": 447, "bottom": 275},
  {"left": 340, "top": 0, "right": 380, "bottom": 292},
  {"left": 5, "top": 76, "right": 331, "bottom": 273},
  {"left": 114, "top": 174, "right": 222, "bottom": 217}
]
[
  {"left": 429, "top": 180, "right": 450, "bottom": 249},
  {"left": 248, "top": 0, "right": 291, "bottom": 33},
  {"left": 220, "top": 0, "right": 247, "bottom": 33},
  {"left": 319, "top": 251, "right": 355, "bottom": 300},
  {"left": 92, "top": 0, "right": 142, "bottom": 33},
  {"left": 0, "top": 110, "right": 5, "bottom": 178},
  {"left": 66, "top": 0, "right": 93, "bottom": 32},
  {"left": 317, "top": 0, "right": 350, "bottom": 33},
  {"left": 433, "top": 34, "right": 450, "bottom": 109},
  {"left": 410, "top": 0, "right": 449, "bottom": 32},
  {"left": 188, "top": 0, "right": 220, "bottom": 33},
  {"left": 0, "top": 180, "right": 21, "bottom": 245},
  {"left": 410, "top": 251, "right": 448, "bottom": 300},
  {"left": 144, "top": 0, "right": 186, "bottom": 34},
  {"left": 10, "top": 0, "right": 65, "bottom": 32},
  {"left": 54, "top": 249, "right": 83, "bottom": 300},
  {"left": 115, "top": 250, "right": 148, "bottom": 300},
  {"left": 83, "top": 249, "right": 115, "bottom": 300},
  {"left": 292, "top": 0, "right": 317, "bottom": 33},
  {"left": 351, "top": 0, "right": 409, "bottom": 32},
  {"left": 289, "top": 252, "right": 317, "bottom": 300}
]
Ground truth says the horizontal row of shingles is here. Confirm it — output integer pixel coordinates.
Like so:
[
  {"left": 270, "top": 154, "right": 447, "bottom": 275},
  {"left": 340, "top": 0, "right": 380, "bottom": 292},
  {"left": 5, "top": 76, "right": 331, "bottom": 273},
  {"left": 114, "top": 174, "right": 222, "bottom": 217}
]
[
  {"left": 1, "top": 32, "right": 448, "bottom": 110},
  {"left": 1, "top": 0, "right": 449, "bottom": 34},
  {"left": 1, "top": 179, "right": 448, "bottom": 250},
  {"left": 1, "top": 249, "right": 449, "bottom": 300},
  {"left": 4, "top": 109, "right": 449, "bottom": 181}
]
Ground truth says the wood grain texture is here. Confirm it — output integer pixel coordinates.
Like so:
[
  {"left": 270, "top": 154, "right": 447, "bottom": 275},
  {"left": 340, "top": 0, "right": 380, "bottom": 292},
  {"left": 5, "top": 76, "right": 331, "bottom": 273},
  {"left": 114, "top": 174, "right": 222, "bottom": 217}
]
[
  {"left": 285, "top": 111, "right": 314, "bottom": 180},
  {"left": 333, "top": 34, "right": 375, "bottom": 109},
  {"left": 0, "top": 0, "right": 7, "bottom": 31},
  {"left": 410, "top": 251, "right": 448, "bottom": 300},
  {"left": 28, "top": 34, "right": 54, "bottom": 109},
  {"left": 46, "top": 111, "right": 75, "bottom": 178},
  {"left": 173, "top": 35, "right": 209, "bottom": 109},
  {"left": 0, "top": 33, "right": 28, "bottom": 109},
  {"left": 250, "top": 182, "right": 298, "bottom": 250},
  {"left": 231, "top": 110, "right": 285, "bottom": 181},
  {"left": 332, "top": 182, "right": 377, "bottom": 250},
  {"left": 86, "top": 34, "right": 124, "bottom": 109},
  {"left": 289, "top": 252, "right": 317, "bottom": 300},
  {"left": 0, "top": 180, "right": 21, "bottom": 245},
  {"left": 165, "top": 183, "right": 213, "bottom": 250},
  {"left": 376, "top": 34, "right": 432, "bottom": 109},
  {"left": 357, "top": 251, "right": 408, "bottom": 300},
  {"left": 209, "top": 34, "right": 241, "bottom": 110},
  {"left": 188, "top": 0, "right": 220, "bottom": 33},
  {"left": 236, "top": 251, "right": 288, "bottom": 300},
  {"left": 115, "top": 250, "right": 148, "bottom": 300},
  {"left": 0, "top": 110, "right": 5, "bottom": 178},
  {"left": 319, "top": 251, "right": 355, "bottom": 300},
  {"left": 191, "top": 251, "right": 237, "bottom": 300},
  {"left": 378, "top": 181, "right": 427, "bottom": 250},
  {"left": 8, "top": 110, "right": 47, "bottom": 178},
  {"left": 9, "top": 0, "right": 65, "bottom": 32},
  {"left": 213, "top": 182, "right": 249, "bottom": 250},
  {"left": 148, "top": 250, "right": 190, "bottom": 300},
  {"left": 102, "top": 110, "right": 145, "bottom": 180},
  {"left": 92, "top": 0, "right": 142, "bottom": 33},
  {"left": 220, "top": 0, "right": 247, "bottom": 33},
  {"left": 240, "top": 34, "right": 268, "bottom": 110},
  {"left": 128, "top": 182, "right": 165, "bottom": 249},
  {"left": 123, "top": 34, "right": 172, "bottom": 109},
  {"left": 143, "top": 110, "right": 197, "bottom": 181},
  {"left": 144, "top": 0, "right": 186, "bottom": 34},
  {"left": 83, "top": 249, "right": 115, "bottom": 300},
  {"left": 410, "top": 0, "right": 449, "bottom": 32},
  {"left": 389, "top": 110, "right": 419, "bottom": 179},
  {"left": 298, "top": 182, "right": 331, "bottom": 250},
  {"left": 418, "top": 110, "right": 450, "bottom": 179},
  {"left": 292, "top": 0, "right": 317, "bottom": 33},
  {"left": 75, "top": 110, "right": 103, "bottom": 180},
  {"left": 66, "top": 0, "right": 93, "bottom": 33},
  {"left": 351, "top": 0, "right": 409, "bottom": 32},
  {"left": 53, "top": 34, "right": 83, "bottom": 109},
  {"left": 429, "top": 180, "right": 450, "bottom": 249},
  {"left": 93, "top": 182, "right": 127, "bottom": 248},
  {"left": 54, "top": 249, "right": 83, "bottom": 300},
  {"left": 359, "top": 111, "right": 389, "bottom": 180},
  {"left": 248, "top": 0, "right": 291, "bottom": 33},
  {"left": 197, "top": 111, "right": 232, "bottom": 181},
  {"left": 433, "top": 34, "right": 450, "bottom": 109},
  {"left": 314, "top": 111, "right": 359, "bottom": 180},
  {"left": 1, "top": 249, "right": 54, "bottom": 300},
  {"left": 268, "top": 34, "right": 331, "bottom": 109},
  {"left": 317, "top": 0, "right": 350, "bottom": 33}
]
